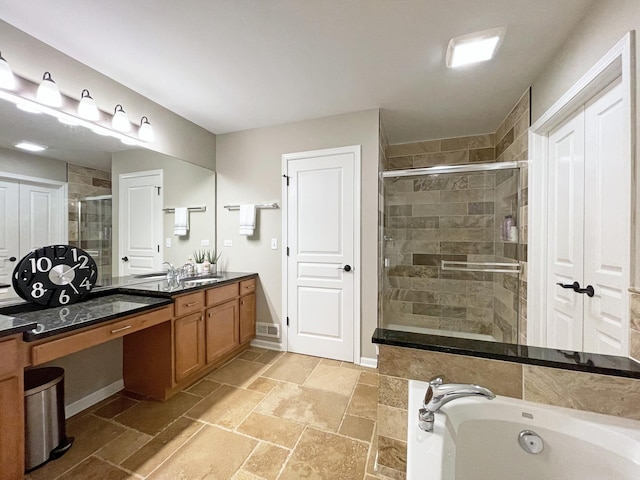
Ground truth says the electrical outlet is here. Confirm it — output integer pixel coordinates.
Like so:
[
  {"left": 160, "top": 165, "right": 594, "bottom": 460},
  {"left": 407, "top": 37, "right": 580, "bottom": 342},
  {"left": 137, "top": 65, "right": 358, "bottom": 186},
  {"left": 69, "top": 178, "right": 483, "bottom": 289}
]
[
  {"left": 224, "top": 240, "right": 233, "bottom": 247},
  {"left": 165, "top": 238, "right": 171, "bottom": 248},
  {"left": 271, "top": 238, "right": 278, "bottom": 250},
  {"left": 201, "top": 239, "right": 210, "bottom": 246}
]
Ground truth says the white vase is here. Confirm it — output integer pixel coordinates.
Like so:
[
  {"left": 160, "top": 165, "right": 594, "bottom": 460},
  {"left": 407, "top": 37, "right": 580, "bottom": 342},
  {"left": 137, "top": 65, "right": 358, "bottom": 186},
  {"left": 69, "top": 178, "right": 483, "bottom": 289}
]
[{"left": 195, "top": 262, "right": 204, "bottom": 274}]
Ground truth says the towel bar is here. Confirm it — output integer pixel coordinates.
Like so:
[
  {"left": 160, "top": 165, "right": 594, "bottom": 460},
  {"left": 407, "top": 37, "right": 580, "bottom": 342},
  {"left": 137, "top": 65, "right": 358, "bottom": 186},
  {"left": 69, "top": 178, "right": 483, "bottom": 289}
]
[
  {"left": 224, "top": 202, "right": 279, "bottom": 210},
  {"left": 163, "top": 206, "right": 207, "bottom": 213}
]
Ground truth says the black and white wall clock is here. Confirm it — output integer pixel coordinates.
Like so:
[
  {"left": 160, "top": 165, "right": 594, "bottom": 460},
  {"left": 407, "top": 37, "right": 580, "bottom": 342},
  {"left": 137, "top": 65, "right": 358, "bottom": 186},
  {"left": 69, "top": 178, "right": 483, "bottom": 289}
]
[{"left": 12, "top": 245, "right": 98, "bottom": 307}]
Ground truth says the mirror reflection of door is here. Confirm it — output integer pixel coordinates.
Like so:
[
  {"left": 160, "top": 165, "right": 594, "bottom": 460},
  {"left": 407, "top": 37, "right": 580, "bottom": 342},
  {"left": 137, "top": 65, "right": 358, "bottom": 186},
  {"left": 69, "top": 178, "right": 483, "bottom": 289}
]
[
  {"left": 546, "top": 77, "right": 629, "bottom": 356},
  {"left": 118, "top": 170, "right": 163, "bottom": 276},
  {"left": 0, "top": 175, "right": 65, "bottom": 290}
]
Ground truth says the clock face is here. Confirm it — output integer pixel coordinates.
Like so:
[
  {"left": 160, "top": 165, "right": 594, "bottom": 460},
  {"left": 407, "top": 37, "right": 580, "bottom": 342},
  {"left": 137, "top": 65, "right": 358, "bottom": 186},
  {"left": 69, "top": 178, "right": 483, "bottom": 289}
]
[{"left": 12, "top": 245, "right": 98, "bottom": 307}]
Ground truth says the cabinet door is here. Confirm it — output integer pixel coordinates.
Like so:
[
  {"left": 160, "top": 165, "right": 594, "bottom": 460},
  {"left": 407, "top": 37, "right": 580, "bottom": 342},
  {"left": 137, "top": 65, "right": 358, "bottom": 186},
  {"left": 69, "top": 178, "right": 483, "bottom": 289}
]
[
  {"left": 239, "top": 293, "right": 256, "bottom": 345},
  {"left": 174, "top": 312, "right": 205, "bottom": 383},
  {"left": 205, "top": 300, "right": 239, "bottom": 364}
]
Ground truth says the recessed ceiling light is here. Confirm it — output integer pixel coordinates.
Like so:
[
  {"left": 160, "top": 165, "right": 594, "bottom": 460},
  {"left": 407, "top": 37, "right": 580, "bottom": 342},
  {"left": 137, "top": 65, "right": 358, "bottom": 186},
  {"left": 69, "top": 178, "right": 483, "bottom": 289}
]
[
  {"left": 446, "top": 26, "right": 506, "bottom": 68},
  {"left": 15, "top": 141, "right": 47, "bottom": 152}
]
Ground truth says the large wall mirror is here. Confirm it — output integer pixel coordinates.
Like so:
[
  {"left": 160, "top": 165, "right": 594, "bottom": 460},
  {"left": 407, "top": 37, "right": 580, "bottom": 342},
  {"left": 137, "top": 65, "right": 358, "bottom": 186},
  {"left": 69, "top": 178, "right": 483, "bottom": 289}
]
[
  {"left": 0, "top": 88, "right": 216, "bottom": 304},
  {"left": 380, "top": 22, "right": 637, "bottom": 368}
]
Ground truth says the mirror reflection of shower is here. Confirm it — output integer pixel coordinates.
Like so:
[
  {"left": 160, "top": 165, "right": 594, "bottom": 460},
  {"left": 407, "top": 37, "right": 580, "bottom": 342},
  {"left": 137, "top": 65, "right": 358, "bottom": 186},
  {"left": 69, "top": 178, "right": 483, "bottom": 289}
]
[
  {"left": 381, "top": 162, "right": 522, "bottom": 343},
  {"left": 72, "top": 195, "right": 112, "bottom": 285}
]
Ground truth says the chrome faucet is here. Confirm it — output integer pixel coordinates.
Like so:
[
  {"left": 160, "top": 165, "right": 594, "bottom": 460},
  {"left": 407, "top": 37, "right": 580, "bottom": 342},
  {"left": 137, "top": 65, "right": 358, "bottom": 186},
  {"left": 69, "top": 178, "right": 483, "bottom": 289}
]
[
  {"left": 418, "top": 377, "right": 495, "bottom": 432},
  {"left": 163, "top": 262, "right": 177, "bottom": 281}
]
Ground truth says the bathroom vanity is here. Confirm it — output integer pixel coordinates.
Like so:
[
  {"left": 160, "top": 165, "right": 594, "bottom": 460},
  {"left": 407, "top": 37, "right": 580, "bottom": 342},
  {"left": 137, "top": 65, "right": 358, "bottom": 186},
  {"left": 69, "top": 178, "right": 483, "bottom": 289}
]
[{"left": 0, "top": 272, "right": 257, "bottom": 479}]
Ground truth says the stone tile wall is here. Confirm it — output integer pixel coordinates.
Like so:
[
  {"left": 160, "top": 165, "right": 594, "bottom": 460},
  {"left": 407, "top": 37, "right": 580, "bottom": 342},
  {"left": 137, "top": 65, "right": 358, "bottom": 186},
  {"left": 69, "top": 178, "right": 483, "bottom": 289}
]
[
  {"left": 376, "top": 344, "right": 640, "bottom": 479},
  {"left": 67, "top": 163, "right": 112, "bottom": 283},
  {"left": 382, "top": 90, "right": 530, "bottom": 343}
]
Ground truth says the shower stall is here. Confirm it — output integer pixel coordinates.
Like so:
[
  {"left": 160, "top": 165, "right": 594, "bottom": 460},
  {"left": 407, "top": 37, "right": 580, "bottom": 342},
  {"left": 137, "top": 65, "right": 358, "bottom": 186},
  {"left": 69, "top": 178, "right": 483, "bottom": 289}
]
[
  {"left": 381, "top": 162, "right": 522, "bottom": 343},
  {"left": 72, "top": 195, "right": 112, "bottom": 285}
]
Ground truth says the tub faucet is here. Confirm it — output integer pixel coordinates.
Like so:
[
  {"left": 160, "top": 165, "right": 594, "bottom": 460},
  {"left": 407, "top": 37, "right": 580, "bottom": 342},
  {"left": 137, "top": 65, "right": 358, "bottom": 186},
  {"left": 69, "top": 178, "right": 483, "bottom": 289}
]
[{"left": 418, "top": 377, "right": 495, "bottom": 432}]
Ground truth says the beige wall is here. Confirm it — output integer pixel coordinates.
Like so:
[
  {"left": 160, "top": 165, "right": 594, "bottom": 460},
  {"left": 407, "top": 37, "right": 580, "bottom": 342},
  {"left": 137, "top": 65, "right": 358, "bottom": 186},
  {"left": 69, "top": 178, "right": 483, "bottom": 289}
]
[
  {"left": 0, "top": 20, "right": 216, "bottom": 170},
  {"left": 0, "top": 146, "right": 67, "bottom": 182},
  {"left": 215, "top": 109, "right": 380, "bottom": 360},
  {"left": 111, "top": 149, "right": 216, "bottom": 271}
]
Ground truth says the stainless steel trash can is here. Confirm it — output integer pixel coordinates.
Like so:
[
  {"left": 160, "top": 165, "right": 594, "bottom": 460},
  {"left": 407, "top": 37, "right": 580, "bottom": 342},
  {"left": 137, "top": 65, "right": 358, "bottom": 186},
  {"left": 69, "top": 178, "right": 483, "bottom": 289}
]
[{"left": 24, "top": 367, "right": 73, "bottom": 472}]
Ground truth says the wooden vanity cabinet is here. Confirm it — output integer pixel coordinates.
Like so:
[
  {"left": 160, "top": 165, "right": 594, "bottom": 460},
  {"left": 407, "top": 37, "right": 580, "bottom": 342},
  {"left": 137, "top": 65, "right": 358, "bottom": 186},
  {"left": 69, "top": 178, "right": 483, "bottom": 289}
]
[
  {"left": 0, "top": 335, "right": 24, "bottom": 479},
  {"left": 239, "top": 292, "right": 256, "bottom": 345},
  {"left": 205, "top": 300, "right": 239, "bottom": 364},
  {"left": 174, "top": 311, "right": 205, "bottom": 382}
]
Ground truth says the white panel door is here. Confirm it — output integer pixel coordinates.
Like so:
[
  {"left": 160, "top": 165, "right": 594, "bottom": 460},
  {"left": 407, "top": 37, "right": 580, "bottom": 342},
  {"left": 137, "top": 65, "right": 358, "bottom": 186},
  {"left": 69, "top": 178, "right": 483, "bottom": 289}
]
[
  {"left": 546, "top": 108, "right": 585, "bottom": 351},
  {"left": 0, "top": 179, "right": 19, "bottom": 285},
  {"left": 583, "top": 79, "right": 629, "bottom": 355},
  {"left": 19, "top": 182, "right": 63, "bottom": 256},
  {"left": 119, "top": 171, "right": 163, "bottom": 275},
  {"left": 286, "top": 148, "right": 357, "bottom": 361}
]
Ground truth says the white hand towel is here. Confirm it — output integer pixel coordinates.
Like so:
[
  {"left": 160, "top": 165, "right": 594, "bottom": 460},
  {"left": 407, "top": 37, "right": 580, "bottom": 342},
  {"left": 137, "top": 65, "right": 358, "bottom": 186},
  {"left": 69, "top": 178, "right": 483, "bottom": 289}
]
[
  {"left": 239, "top": 204, "right": 256, "bottom": 236},
  {"left": 174, "top": 207, "right": 189, "bottom": 236}
]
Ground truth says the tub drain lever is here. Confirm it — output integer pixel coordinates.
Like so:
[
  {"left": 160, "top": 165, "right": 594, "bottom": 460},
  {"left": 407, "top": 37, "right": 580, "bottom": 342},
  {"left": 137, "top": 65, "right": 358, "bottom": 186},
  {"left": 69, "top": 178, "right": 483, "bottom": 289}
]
[{"left": 518, "top": 430, "right": 544, "bottom": 454}]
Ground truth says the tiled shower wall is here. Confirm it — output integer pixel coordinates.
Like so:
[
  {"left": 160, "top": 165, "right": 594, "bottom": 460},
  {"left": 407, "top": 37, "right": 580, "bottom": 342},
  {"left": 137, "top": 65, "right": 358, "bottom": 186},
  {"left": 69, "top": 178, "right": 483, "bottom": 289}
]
[
  {"left": 382, "top": 90, "right": 530, "bottom": 342},
  {"left": 67, "top": 163, "right": 112, "bottom": 283}
]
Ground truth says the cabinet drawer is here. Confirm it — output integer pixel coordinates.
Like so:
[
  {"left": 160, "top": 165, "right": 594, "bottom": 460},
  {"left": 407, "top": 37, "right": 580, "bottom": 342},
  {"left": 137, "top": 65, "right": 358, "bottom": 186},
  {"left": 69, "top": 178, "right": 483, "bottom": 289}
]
[
  {"left": 174, "top": 291, "right": 205, "bottom": 317},
  {"left": 206, "top": 283, "right": 238, "bottom": 307},
  {"left": 31, "top": 306, "right": 172, "bottom": 366},
  {"left": 239, "top": 278, "right": 256, "bottom": 295},
  {"left": 0, "top": 338, "right": 19, "bottom": 377}
]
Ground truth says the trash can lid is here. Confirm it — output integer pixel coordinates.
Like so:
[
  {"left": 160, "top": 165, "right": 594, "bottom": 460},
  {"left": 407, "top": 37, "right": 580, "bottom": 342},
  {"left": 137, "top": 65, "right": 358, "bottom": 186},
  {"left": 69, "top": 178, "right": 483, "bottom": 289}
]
[{"left": 24, "top": 367, "right": 64, "bottom": 396}]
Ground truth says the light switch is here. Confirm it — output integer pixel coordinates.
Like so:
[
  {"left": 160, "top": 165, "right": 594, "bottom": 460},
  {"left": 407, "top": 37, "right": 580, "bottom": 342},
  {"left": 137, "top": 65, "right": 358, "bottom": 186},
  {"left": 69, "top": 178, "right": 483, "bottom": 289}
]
[
  {"left": 271, "top": 238, "right": 278, "bottom": 250},
  {"left": 201, "top": 239, "right": 210, "bottom": 246},
  {"left": 165, "top": 238, "right": 171, "bottom": 248},
  {"left": 224, "top": 240, "right": 233, "bottom": 247}
]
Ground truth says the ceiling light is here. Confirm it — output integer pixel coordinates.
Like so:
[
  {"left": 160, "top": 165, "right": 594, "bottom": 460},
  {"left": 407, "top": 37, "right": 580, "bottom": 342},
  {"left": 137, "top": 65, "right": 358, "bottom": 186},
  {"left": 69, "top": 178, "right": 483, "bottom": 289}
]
[
  {"left": 0, "top": 51, "right": 16, "bottom": 90},
  {"left": 112, "top": 104, "right": 130, "bottom": 132},
  {"left": 15, "top": 141, "right": 47, "bottom": 152},
  {"left": 138, "top": 116, "right": 154, "bottom": 142},
  {"left": 36, "top": 72, "right": 63, "bottom": 106},
  {"left": 446, "top": 26, "right": 506, "bottom": 68},
  {"left": 78, "top": 89, "right": 99, "bottom": 121}
]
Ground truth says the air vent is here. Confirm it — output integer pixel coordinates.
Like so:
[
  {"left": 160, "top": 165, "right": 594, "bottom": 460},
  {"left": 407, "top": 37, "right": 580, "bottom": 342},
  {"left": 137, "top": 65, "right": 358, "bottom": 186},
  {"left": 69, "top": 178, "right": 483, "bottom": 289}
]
[{"left": 256, "top": 322, "right": 280, "bottom": 339}]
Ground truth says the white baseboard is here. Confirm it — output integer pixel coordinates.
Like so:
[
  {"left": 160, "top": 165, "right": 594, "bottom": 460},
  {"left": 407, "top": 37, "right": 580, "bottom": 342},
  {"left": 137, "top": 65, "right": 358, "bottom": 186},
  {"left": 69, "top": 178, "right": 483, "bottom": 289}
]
[
  {"left": 250, "top": 339, "right": 285, "bottom": 351},
  {"left": 359, "top": 356, "right": 378, "bottom": 369},
  {"left": 65, "top": 379, "right": 124, "bottom": 419}
]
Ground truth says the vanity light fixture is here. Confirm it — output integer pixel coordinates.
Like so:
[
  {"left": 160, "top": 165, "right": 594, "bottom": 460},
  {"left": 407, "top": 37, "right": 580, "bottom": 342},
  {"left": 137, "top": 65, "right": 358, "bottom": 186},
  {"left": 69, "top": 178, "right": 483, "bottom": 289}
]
[
  {"left": 36, "top": 72, "right": 63, "bottom": 107},
  {"left": 446, "top": 26, "right": 506, "bottom": 68},
  {"left": 112, "top": 104, "right": 130, "bottom": 132},
  {"left": 15, "top": 141, "right": 47, "bottom": 152},
  {"left": 0, "top": 51, "right": 16, "bottom": 90},
  {"left": 138, "top": 116, "right": 154, "bottom": 142},
  {"left": 77, "top": 89, "right": 99, "bottom": 121}
]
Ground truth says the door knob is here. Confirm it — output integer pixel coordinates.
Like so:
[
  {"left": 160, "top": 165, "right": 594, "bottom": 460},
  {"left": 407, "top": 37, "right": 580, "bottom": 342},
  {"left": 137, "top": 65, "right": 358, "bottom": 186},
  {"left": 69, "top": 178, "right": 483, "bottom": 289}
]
[
  {"left": 121, "top": 256, "right": 129, "bottom": 262},
  {"left": 8, "top": 256, "right": 16, "bottom": 262},
  {"left": 337, "top": 264, "right": 352, "bottom": 272}
]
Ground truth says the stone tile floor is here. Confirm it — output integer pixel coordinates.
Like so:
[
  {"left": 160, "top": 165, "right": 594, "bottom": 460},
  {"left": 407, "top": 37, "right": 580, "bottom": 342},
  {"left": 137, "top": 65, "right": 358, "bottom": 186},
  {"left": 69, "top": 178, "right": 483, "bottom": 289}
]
[{"left": 26, "top": 348, "right": 387, "bottom": 480}]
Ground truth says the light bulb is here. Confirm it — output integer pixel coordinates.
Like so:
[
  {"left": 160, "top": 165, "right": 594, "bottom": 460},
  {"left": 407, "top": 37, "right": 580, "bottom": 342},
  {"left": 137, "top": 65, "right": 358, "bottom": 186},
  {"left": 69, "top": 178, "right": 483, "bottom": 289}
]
[
  {"left": 36, "top": 72, "right": 62, "bottom": 107},
  {"left": 138, "top": 116, "right": 154, "bottom": 142},
  {"left": 0, "top": 51, "right": 16, "bottom": 90},
  {"left": 78, "top": 89, "right": 99, "bottom": 121},
  {"left": 111, "top": 104, "right": 130, "bottom": 132}
]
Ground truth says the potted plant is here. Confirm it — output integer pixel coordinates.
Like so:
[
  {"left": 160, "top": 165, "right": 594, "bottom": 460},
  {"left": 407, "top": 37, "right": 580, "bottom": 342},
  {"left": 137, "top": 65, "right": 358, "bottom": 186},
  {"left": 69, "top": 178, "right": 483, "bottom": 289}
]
[
  {"left": 193, "top": 249, "right": 206, "bottom": 274},
  {"left": 206, "top": 249, "right": 222, "bottom": 275}
]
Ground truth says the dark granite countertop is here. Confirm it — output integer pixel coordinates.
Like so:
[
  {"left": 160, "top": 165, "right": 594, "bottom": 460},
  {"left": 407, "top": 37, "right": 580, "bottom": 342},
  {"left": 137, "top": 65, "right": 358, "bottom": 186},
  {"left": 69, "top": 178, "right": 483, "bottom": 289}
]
[
  {"left": 0, "top": 271, "right": 257, "bottom": 341},
  {"left": 0, "top": 314, "right": 37, "bottom": 339},
  {"left": 372, "top": 327, "right": 640, "bottom": 379}
]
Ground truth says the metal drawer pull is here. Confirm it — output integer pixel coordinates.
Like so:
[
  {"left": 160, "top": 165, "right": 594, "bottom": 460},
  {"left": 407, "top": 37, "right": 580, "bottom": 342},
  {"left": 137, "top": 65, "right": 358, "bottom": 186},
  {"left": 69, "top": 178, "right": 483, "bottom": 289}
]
[
  {"left": 185, "top": 302, "right": 199, "bottom": 307},
  {"left": 110, "top": 325, "right": 132, "bottom": 334}
]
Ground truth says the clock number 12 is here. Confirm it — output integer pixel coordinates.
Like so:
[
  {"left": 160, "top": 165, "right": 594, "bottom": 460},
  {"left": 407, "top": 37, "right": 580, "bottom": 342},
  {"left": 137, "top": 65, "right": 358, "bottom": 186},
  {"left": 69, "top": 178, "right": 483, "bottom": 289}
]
[{"left": 71, "top": 248, "right": 90, "bottom": 269}]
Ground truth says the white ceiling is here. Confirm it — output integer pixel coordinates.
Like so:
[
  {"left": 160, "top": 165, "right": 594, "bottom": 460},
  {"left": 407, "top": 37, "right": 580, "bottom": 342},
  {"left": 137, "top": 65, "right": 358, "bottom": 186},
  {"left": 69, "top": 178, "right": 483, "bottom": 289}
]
[{"left": 0, "top": 0, "right": 593, "bottom": 144}]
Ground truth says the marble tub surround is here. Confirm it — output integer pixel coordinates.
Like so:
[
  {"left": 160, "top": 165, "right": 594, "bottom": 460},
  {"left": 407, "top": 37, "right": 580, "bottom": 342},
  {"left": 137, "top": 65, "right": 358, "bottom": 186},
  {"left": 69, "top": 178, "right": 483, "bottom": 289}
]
[
  {"left": 630, "top": 290, "right": 640, "bottom": 361},
  {"left": 382, "top": 90, "right": 530, "bottom": 344},
  {"left": 376, "top": 343, "right": 640, "bottom": 479},
  {"left": 26, "top": 350, "right": 385, "bottom": 480}
]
